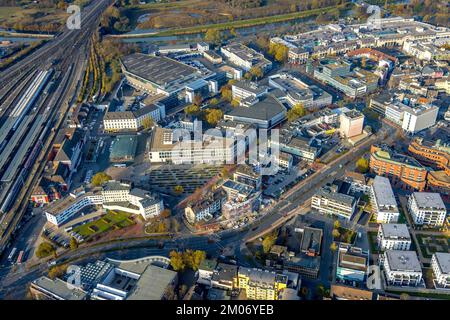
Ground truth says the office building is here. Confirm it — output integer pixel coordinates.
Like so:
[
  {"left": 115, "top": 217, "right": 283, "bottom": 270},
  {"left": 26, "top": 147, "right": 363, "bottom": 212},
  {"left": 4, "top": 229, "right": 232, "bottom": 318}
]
[
  {"left": 103, "top": 103, "right": 165, "bottom": 133},
  {"left": 220, "top": 43, "right": 272, "bottom": 72}
]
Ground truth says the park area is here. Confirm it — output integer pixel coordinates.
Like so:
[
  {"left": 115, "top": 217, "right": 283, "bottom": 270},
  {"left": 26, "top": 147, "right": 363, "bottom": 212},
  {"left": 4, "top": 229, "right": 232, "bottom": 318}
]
[
  {"left": 73, "top": 210, "right": 135, "bottom": 238},
  {"left": 416, "top": 234, "right": 450, "bottom": 259}
]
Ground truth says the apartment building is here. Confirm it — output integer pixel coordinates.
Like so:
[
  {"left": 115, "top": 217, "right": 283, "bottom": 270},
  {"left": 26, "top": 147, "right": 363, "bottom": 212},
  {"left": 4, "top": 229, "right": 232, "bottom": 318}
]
[
  {"left": 384, "top": 101, "right": 438, "bottom": 134},
  {"left": 233, "top": 164, "right": 262, "bottom": 191},
  {"left": 339, "top": 110, "right": 364, "bottom": 138},
  {"left": 220, "top": 43, "right": 272, "bottom": 72},
  {"left": 377, "top": 224, "right": 411, "bottom": 251},
  {"left": 382, "top": 250, "right": 423, "bottom": 287},
  {"left": 45, "top": 181, "right": 163, "bottom": 226},
  {"left": 369, "top": 145, "right": 428, "bottom": 191},
  {"left": 336, "top": 244, "right": 369, "bottom": 283},
  {"left": 103, "top": 103, "right": 165, "bottom": 133},
  {"left": 408, "top": 138, "right": 450, "bottom": 195},
  {"left": 431, "top": 253, "right": 450, "bottom": 289},
  {"left": 311, "top": 184, "right": 357, "bottom": 220},
  {"left": 237, "top": 268, "right": 288, "bottom": 300},
  {"left": 184, "top": 188, "right": 227, "bottom": 224},
  {"left": 407, "top": 192, "right": 447, "bottom": 227},
  {"left": 370, "top": 175, "right": 400, "bottom": 223}
]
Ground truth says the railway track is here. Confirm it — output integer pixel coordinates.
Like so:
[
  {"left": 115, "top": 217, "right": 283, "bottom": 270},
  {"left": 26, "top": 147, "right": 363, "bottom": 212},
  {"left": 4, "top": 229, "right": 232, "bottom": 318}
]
[{"left": 0, "top": 0, "right": 112, "bottom": 254}]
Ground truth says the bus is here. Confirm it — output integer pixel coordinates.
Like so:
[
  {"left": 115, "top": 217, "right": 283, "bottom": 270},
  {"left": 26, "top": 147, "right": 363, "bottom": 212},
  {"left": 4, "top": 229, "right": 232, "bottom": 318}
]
[
  {"left": 7, "top": 248, "right": 17, "bottom": 262},
  {"left": 16, "top": 251, "right": 24, "bottom": 265}
]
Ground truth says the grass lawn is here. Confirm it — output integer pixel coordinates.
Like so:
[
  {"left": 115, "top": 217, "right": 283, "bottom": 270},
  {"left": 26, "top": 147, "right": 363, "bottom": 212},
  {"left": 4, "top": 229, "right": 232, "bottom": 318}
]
[
  {"left": 415, "top": 234, "right": 449, "bottom": 259},
  {"left": 73, "top": 211, "right": 135, "bottom": 238},
  {"left": 120, "top": 4, "right": 347, "bottom": 37},
  {"left": 334, "top": 227, "right": 357, "bottom": 244},
  {"left": 368, "top": 231, "right": 380, "bottom": 254}
]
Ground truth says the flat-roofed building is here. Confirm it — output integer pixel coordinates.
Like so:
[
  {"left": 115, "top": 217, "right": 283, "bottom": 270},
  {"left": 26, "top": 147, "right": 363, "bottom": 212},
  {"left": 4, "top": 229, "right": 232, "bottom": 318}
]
[
  {"left": 370, "top": 175, "right": 400, "bottom": 223},
  {"left": 311, "top": 184, "right": 357, "bottom": 220},
  {"left": 148, "top": 127, "right": 235, "bottom": 164},
  {"left": 339, "top": 110, "right": 364, "bottom": 138},
  {"left": 382, "top": 250, "right": 423, "bottom": 287},
  {"left": 277, "top": 152, "right": 293, "bottom": 171},
  {"left": 184, "top": 188, "right": 227, "bottom": 224},
  {"left": 103, "top": 103, "right": 165, "bottom": 133},
  {"left": 231, "top": 81, "right": 268, "bottom": 101},
  {"left": 109, "top": 135, "right": 138, "bottom": 163},
  {"left": 276, "top": 136, "right": 319, "bottom": 162},
  {"left": 223, "top": 94, "right": 286, "bottom": 129},
  {"left": 377, "top": 224, "right": 411, "bottom": 251},
  {"left": 431, "top": 252, "right": 450, "bottom": 289},
  {"left": 268, "top": 73, "right": 332, "bottom": 109},
  {"left": 121, "top": 53, "right": 214, "bottom": 97},
  {"left": 299, "top": 226, "right": 323, "bottom": 257},
  {"left": 369, "top": 145, "right": 428, "bottom": 191},
  {"left": 237, "top": 268, "right": 288, "bottom": 300},
  {"left": 30, "top": 276, "right": 88, "bottom": 300},
  {"left": 197, "top": 259, "right": 217, "bottom": 286},
  {"left": 220, "top": 43, "right": 272, "bottom": 72},
  {"left": 407, "top": 192, "right": 447, "bottom": 227},
  {"left": 313, "top": 58, "right": 379, "bottom": 98},
  {"left": 211, "top": 263, "right": 238, "bottom": 290},
  {"left": 336, "top": 244, "right": 369, "bottom": 283},
  {"left": 233, "top": 164, "right": 261, "bottom": 191}
]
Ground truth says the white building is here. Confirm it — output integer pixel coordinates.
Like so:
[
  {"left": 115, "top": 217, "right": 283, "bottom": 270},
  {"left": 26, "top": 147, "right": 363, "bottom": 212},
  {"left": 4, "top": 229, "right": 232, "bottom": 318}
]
[
  {"left": 377, "top": 224, "right": 411, "bottom": 251},
  {"left": 103, "top": 103, "right": 165, "bottom": 133},
  {"left": 277, "top": 152, "right": 293, "bottom": 171},
  {"left": 220, "top": 43, "right": 272, "bottom": 72},
  {"left": 45, "top": 181, "right": 163, "bottom": 226},
  {"left": 408, "top": 192, "right": 447, "bottom": 227},
  {"left": 231, "top": 81, "right": 268, "bottom": 101},
  {"left": 184, "top": 188, "right": 227, "bottom": 224},
  {"left": 311, "top": 184, "right": 357, "bottom": 220},
  {"left": 384, "top": 102, "right": 438, "bottom": 134},
  {"left": 431, "top": 252, "right": 450, "bottom": 289},
  {"left": 382, "top": 250, "right": 423, "bottom": 287},
  {"left": 148, "top": 127, "right": 236, "bottom": 164},
  {"left": 370, "top": 176, "right": 400, "bottom": 223}
]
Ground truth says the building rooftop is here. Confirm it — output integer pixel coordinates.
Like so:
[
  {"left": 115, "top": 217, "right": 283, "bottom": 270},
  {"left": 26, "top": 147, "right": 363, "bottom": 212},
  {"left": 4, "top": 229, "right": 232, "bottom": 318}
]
[
  {"left": 211, "top": 263, "right": 238, "bottom": 283},
  {"left": 315, "top": 184, "right": 356, "bottom": 207},
  {"left": 385, "top": 250, "right": 422, "bottom": 272},
  {"left": 32, "top": 276, "right": 87, "bottom": 300},
  {"left": 434, "top": 252, "right": 450, "bottom": 275},
  {"left": 126, "top": 265, "right": 177, "bottom": 300},
  {"left": 110, "top": 135, "right": 138, "bottom": 162},
  {"left": 380, "top": 224, "right": 411, "bottom": 240},
  {"left": 411, "top": 192, "right": 446, "bottom": 210},
  {"left": 300, "top": 227, "right": 323, "bottom": 256},
  {"left": 372, "top": 176, "right": 398, "bottom": 209},
  {"left": 226, "top": 95, "right": 286, "bottom": 122}
]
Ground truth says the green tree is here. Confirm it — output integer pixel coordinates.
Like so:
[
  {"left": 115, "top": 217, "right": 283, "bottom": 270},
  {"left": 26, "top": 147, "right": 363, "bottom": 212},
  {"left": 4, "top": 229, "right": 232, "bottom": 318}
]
[
  {"left": 183, "top": 250, "right": 206, "bottom": 271},
  {"left": 185, "top": 104, "right": 200, "bottom": 115},
  {"left": 210, "top": 98, "right": 219, "bottom": 106},
  {"left": 91, "top": 172, "right": 112, "bottom": 186},
  {"left": 48, "top": 264, "right": 68, "bottom": 280},
  {"left": 330, "top": 242, "right": 338, "bottom": 252},
  {"left": 36, "top": 242, "right": 56, "bottom": 259},
  {"left": 332, "top": 229, "right": 341, "bottom": 239},
  {"left": 169, "top": 251, "right": 185, "bottom": 271},
  {"left": 205, "top": 109, "right": 224, "bottom": 126},
  {"left": 262, "top": 231, "right": 278, "bottom": 254},
  {"left": 287, "top": 103, "right": 306, "bottom": 122},
  {"left": 231, "top": 99, "right": 240, "bottom": 107},
  {"left": 220, "top": 86, "right": 232, "bottom": 102},
  {"left": 356, "top": 158, "right": 369, "bottom": 173},
  {"left": 69, "top": 237, "right": 78, "bottom": 250},
  {"left": 204, "top": 29, "right": 221, "bottom": 44},
  {"left": 249, "top": 66, "right": 263, "bottom": 80},
  {"left": 142, "top": 117, "right": 154, "bottom": 130},
  {"left": 173, "top": 185, "right": 184, "bottom": 195},
  {"left": 333, "top": 220, "right": 341, "bottom": 229}
]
